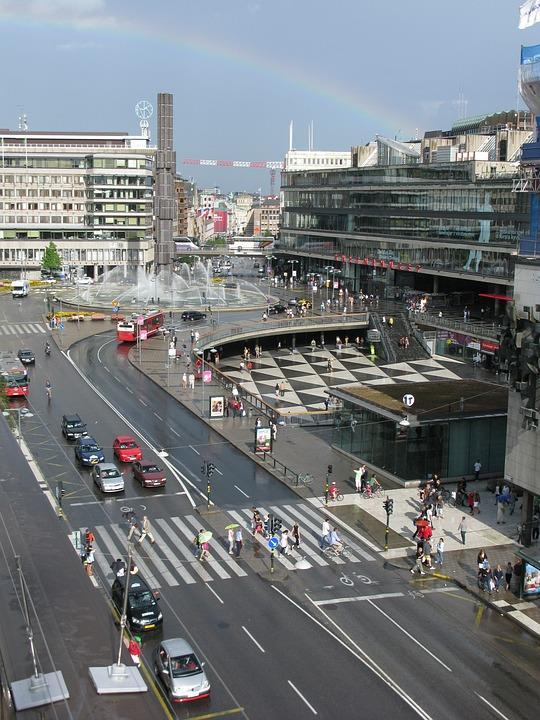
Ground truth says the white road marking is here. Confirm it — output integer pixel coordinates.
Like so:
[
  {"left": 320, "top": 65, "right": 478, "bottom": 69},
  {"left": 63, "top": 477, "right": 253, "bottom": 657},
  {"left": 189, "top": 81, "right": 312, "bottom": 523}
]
[
  {"left": 189, "top": 445, "right": 200, "bottom": 455},
  {"left": 366, "top": 600, "right": 452, "bottom": 672},
  {"left": 214, "top": 466, "right": 223, "bottom": 475},
  {"left": 154, "top": 412, "right": 163, "bottom": 421},
  {"left": 272, "top": 586, "right": 434, "bottom": 720},
  {"left": 104, "top": 366, "right": 110, "bottom": 373},
  {"left": 234, "top": 484, "right": 249, "bottom": 498},
  {"left": 242, "top": 626, "right": 265, "bottom": 653},
  {"left": 169, "top": 426, "right": 180, "bottom": 437},
  {"left": 475, "top": 693, "right": 511, "bottom": 720},
  {"left": 139, "top": 398, "right": 148, "bottom": 406},
  {"left": 112, "top": 375, "right": 121, "bottom": 383},
  {"left": 125, "top": 387, "right": 134, "bottom": 394},
  {"left": 206, "top": 583, "right": 224, "bottom": 604},
  {"left": 315, "top": 592, "right": 404, "bottom": 605},
  {"left": 288, "top": 680, "right": 317, "bottom": 715}
]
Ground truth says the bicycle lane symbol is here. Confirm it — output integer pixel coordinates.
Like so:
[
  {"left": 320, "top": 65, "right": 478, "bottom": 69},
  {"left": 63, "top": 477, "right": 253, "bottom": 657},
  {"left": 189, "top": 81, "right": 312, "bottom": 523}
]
[{"left": 339, "top": 573, "right": 376, "bottom": 587}]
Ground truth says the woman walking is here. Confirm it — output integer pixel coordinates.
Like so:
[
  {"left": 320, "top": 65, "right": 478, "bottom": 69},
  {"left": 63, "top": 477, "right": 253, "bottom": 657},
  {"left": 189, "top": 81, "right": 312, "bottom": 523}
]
[{"left": 291, "top": 522, "right": 300, "bottom": 549}]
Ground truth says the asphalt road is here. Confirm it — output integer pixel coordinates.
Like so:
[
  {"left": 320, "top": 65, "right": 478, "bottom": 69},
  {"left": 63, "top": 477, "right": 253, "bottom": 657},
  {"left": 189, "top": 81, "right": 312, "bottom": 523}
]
[{"left": 1, "top": 290, "right": 539, "bottom": 720}]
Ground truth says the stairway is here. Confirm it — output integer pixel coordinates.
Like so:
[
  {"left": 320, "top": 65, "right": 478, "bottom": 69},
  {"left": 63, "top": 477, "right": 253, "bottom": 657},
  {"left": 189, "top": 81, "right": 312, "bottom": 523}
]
[{"left": 373, "top": 312, "right": 430, "bottom": 362}]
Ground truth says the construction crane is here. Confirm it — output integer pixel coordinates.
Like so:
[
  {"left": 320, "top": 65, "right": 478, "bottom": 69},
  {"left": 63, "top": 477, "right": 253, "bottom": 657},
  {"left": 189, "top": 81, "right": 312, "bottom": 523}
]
[{"left": 182, "top": 158, "right": 284, "bottom": 194}]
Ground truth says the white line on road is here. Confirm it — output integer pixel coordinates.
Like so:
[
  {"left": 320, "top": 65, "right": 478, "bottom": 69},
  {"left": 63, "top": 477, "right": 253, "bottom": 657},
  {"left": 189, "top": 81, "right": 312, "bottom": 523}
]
[
  {"left": 272, "top": 586, "right": 434, "bottom": 720},
  {"left": 475, "top": 693, "right": 511, "bottom": 720},
  {"left": 288, "top": 681, "right": 317, "bottom": 715},
  {"left": 153, "top": 412, "right": 163, "bottom": 421},
  {"left": 139, "top": 398, "right": 148, "bottom": 406},
  {"left": 234, "top": 484, "right": 249, "bottom": 498},
  {"left": 315, "top": 592, "right": 404, "bottom": 606},
  {"left": 241, "top": 626, "right": 265, "bottom": 653},
  {"left": 103, "top": 366, "right": 110, "bottom": 373},
  {"left": 366, "top": 600, "right": 452, "bottom": 672},
  {"left": 206, "top": 583, "right": 224, "bottom": 605},
  {"left": 214, "top": 466, "right": 223, "bottom": 476},
  {"left": 112, "top": 375, "right": 121, "bottom": 383},
  {"left": 125, "top": 386, "right": 134, "bottom": 394},
  {"left": 189, "top": 445, "right": 200, "bottom": 455}
]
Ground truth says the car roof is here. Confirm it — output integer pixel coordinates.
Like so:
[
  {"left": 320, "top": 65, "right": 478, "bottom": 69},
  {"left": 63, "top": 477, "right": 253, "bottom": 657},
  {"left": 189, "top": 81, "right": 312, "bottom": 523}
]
[
  {"left": 161, "top": 638, "right": 194, "bottom": 656},
  {"left": 18, "top": 348, "right": 33, "bottom": 353},
  {"left": 138, "top": 461, "right": 160, "bottom": 468},
  {"left": 63, "top": 414, "right": 82, "bottom": 422},
  {"left": 95, "top": 462, "right": 118, "bottom": 472},
  {"left": 114, "top": 573, "right": 152, "bottom": 593},
  {"left": 78, "top": 435, "right": 97, "bottom": 444},
  {"left": 114, "top": 435, "right": 136, "bottom": 443}
]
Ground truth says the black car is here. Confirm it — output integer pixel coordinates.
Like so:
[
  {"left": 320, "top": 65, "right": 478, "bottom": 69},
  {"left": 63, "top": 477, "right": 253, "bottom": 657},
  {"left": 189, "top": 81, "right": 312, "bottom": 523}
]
[
  {"left": 61, "top": 414, "right": 87, "bottom": 440},
  {"left": 74, "top": 436, "right": 105, "bottom": 466},
  {"left": 17, "top": 348, "right": 35, "bottom": 364},
  {"left": 181, "top": 311, "right": 207, "bottom": 322},
  {"left": 268, "top": 304, "right": 286, "bottom": 315},
  {"left": 111, "top": 574, "right": 163, "bottom": 632}
]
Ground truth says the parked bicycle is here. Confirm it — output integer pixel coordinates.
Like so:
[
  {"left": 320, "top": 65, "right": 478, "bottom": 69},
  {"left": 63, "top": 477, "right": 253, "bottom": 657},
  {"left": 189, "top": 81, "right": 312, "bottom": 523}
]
[{"left": 297, "top": 473, "right": 313, "bottom": 487}]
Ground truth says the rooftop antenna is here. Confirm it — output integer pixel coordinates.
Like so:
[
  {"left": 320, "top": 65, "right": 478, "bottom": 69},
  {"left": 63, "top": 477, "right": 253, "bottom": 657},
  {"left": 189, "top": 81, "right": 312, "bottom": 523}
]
[
  {"left": 289, "top": 120, "right": 294, "bottom": 151},
  {"left": 135, "top": 99, "right": 153, "bottom": 139},
  {"left": 18, "top": 112, "right": 28, "bottom": 131}
]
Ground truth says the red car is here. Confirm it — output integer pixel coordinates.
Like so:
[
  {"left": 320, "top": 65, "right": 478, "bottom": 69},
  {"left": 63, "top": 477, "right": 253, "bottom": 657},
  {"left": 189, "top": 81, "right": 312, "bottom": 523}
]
[
  {"left": 113, "top": 435, "right": 143, "bottom": 463},
  {"left": 133, "top": 461, "right": 166, "bottom": 488}
]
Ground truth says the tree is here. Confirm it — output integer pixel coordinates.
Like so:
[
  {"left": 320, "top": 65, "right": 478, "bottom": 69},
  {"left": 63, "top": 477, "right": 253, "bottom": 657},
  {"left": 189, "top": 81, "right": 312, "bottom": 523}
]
[{"left": 42, "top": 241, "right": 61, "bottom": 272}]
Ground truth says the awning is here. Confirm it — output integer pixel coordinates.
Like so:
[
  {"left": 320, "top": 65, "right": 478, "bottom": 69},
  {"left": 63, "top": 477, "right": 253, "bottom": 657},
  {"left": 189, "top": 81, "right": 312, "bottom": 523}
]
[{"left": 478, "top": 293, "right": 513, "bottom": 302}]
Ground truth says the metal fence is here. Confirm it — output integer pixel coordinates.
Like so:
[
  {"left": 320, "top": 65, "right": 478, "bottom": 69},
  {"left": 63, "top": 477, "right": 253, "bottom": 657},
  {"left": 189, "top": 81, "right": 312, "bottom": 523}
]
[{"left": 410, "top": 311, "right": 500, "bottom": 340}]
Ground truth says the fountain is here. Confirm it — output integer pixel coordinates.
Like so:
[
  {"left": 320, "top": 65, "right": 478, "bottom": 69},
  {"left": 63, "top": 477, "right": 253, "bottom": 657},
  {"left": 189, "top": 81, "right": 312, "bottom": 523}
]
[{"left": 63, "top": 260, "right": 271, "bottom": 310}]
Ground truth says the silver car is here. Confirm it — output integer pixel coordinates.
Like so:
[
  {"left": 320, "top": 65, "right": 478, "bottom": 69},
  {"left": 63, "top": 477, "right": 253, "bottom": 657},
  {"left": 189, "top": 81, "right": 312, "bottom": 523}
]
[
  {"left": 155, "top": 638, "right": 210, "bottom": 703},
  {"left": 92, "top": 463, "right": 125, "bottom": 493}
]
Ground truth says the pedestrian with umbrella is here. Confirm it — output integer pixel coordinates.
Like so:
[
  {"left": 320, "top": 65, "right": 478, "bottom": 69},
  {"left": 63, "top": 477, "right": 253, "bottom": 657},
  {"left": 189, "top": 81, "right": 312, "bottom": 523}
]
[
  {"left": 198, "top": 531, "right": 212, "bottom": 562},
  {"left": 225, "top": 524, "right": 239, "bottom": 555}
]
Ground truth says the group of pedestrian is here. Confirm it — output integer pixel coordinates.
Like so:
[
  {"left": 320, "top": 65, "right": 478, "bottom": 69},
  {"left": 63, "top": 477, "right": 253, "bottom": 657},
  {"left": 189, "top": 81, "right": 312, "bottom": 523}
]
[
  {"left": 81, "top": 528, "right": 96, "bottom": 576},
  {"left": 182, "top": 372, "right": 196, "bottom": 390},
  {"left": 494, "top": 481, "right": 517, "bottom": 524},
  {"left": 224, "top": 526, "right": 243, "bottom": 557},
  {"left": 476, "top": 549, "right": 509, "bottom": 594}
]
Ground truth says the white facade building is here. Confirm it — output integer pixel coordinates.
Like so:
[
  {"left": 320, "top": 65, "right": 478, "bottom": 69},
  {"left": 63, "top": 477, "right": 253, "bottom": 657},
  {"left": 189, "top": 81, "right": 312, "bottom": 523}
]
[
  {"left": 283, "top": 149, "right": 351, "bottom": 172},
  {"left": 0, "top": 129, "right": 155, "bottom": 276}
]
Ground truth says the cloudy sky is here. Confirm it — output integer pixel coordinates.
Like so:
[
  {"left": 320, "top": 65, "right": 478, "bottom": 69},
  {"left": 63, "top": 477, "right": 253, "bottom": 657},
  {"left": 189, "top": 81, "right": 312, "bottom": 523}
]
[{"left": 0, "top": 0, "right": 536, "bottom": 191}]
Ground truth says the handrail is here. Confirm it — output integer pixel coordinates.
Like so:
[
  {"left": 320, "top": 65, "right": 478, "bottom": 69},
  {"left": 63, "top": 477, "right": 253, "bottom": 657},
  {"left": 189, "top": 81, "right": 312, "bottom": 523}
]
[{"left": 410, "top": 311, "right": 500, "bottom": 340}]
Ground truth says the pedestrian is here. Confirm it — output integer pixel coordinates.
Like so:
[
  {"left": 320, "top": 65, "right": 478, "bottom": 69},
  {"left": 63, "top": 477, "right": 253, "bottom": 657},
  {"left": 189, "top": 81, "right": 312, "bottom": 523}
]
[
  {"left": 435, "top": 537, "right": 445, "bottom": 566},
  {"left": 188, "top": 372, "right": 195, "bottom": 389},
  {"left": 190, "top": 330, "right": 195, "bottom": 344},
  {"left": 194, "top": 331, "right": 200, "bottom": 343},
  {"left": 182, "top": 372, "right": 187, "bottom": 389},
  {"left": 111, "top": 558, "right": 126, "bottom": 577},
  {"left": 458, "top": 516, "right": 468, "bottom": 545},
  {"left": 271, "top": 422, "right": 277, "bottom": 442},
  {"left": 473, "top": 491, "right": 481, "bottom": 515},
  {"left": 436, "top": 494, "right": 444, "bottom": 519},
  {"left": 279, "top": 381, "right": 285, "bottom": 398},
  {"left": 279, "top": 529, "right": 290, "bottom": 555},
  {"left": 513, "top": 559, "right": 523, "bottom": 592},
  {"left": 320, "top": 518, "right": 331, "bottom": 548},
  {"left": 193, "top": 529, "right": 203, "bottom": 555},
  {"left": 477, "top": 548, "right": 488, "bottom": 568},
  {"left": 494, "top": 482, "right": 500, "bottom": 506},
  {"left": 129, "top": 635, "right": 142, "bottom": 667},
  {"left": 234, "top": 527, "right": 243, "bottom": 557},
  {"left": 473, "top": 460, "right": 482, "bottom": 481},
  {"left": 138, "top": 516, "right": 155, "bottom": 545},
  {"left": 496, "top": 501, "right": 506, "bottom": 524},
  {"left": 354, "top": 466, "right": 363, "bottom": 493},
  {"left": 467, "top": 491, "right": 475, "bottom": 515},
  {"left": 255, "top": 416, "right": 262, "bottom": 429},
  {"left": 227, "top": 528, "right": 235, "bottom": 555},
  {"left": 275, "top": 383, "right": 280, "bottom": 398},
  {"left": 127, "top": 512, "right": 141, "bottom": 541},
  {"left": 199, "top": 539, "right": 210, "bottom": 562},
  {"left": 82, "top": 544, "right": 94, "bottom": 576},
  {"left": 411, "top": 546, "right": 426, "bottom": 575},
  {"left": 85, "top": 528, "right": 95, "bottom": 546},
  {"left": 504, "top": 561, "right": 513, "bottom": 591},
  {"left": 493, "top": 564, "right": 504, "bottom": 593},
  {"left": 422, "top": 538, "right": 433, "bottom": 568},
  {"left": 291, "top": 522, "right": 300, "bottom": 548}
]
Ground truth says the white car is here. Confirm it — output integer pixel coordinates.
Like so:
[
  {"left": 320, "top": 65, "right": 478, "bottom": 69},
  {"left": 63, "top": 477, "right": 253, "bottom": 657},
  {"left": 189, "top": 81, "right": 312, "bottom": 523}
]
[{"left": 75, "top": 276, "right": 94, "bottom": 285}]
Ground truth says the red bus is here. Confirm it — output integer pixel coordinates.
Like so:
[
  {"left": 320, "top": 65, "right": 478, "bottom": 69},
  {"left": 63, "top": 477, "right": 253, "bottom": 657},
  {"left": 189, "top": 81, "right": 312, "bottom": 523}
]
[
  {"left": 0, "top": 354, "right": 29, "bottom": 398},
  {"left": 117, "top": 311, "right": 166, "bottom": 342}
]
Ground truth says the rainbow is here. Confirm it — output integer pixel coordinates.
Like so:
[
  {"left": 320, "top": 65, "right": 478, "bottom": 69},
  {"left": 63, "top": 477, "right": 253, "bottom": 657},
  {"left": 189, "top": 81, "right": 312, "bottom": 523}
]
[{"left": 0, "top": 9, "right": 413, "bottom": 136}]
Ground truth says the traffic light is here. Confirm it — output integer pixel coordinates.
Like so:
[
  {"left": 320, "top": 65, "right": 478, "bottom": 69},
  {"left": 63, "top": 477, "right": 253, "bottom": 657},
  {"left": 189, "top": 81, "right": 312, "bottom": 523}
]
[
  {"left": 383, "top": 498, "right": 394, "bottom": 515},
  {"left": 327, "top": 464, "right": 333, "bottom": 475},
  {"left": 272, "top": 516, "right": 283, "bottom": 535},
  {"left": 207, "top": 463, "right": 215, "bottom": 478}
]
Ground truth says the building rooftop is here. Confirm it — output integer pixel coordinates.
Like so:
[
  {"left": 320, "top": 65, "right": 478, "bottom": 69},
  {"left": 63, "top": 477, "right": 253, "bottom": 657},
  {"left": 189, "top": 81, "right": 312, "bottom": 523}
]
[{"left": 330, "top": 380, "right": 507, "bottom": 421}]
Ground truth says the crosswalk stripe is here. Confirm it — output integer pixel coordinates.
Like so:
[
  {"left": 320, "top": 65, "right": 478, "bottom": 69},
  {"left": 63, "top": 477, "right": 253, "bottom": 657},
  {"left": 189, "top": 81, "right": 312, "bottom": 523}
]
[
  {"left": 135, "top": 533, "right": 180, "bottom": 587},
  {"left": 36, "top": 324, "right": 46, "bottom": 333},
  {"left": 5, "top": 326, "right": 16, "bottom": 334},
  {"left": 290, "top": 503, "right": 375, "bottom": 561},
  {"left": 172, "top": 516, "right": 230, "bottom": 580},
  {"left": 26, "top": 324, "right": 38, "bottom": 333},
  {"left": 91, "top": 538, "right": 115, "bottom": 579},
  {"left": 281, "top": 504, "right": 353, "bottom": 563},
  {"left": 268, "top": 505, "right": 335, "bottom": 566},
  {"left": 234, "top": 508, "right": 296, "bottom": 570},
  {"left": 184, "top": 515, "right": 248, "bottom": 578},
  {"left": 94, "top": 526, "right": 123, "bottom": 576},
  {"left": 109, "top": 523, "right": 161, "bottom": 590},
  {"left": 155, "top": 519, "right": 209, "bottom": 583}
]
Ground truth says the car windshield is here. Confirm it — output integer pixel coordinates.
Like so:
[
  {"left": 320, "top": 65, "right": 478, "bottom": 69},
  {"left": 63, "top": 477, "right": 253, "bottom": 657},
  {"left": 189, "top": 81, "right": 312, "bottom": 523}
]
[
  {"left": 143, "top": 465, "right": 160, "bottom": 473},
  {"left": 120, "top": 441, "right": 137, "bottom": 449},
  {"left": 84, "top": 443, "right": 100, "bottom": 452},
  {"left": 102, "top": 468, "right": 121, "bottom": 478},
  {"left": 170, "top": 653, "right": 202, "bottom": 678},
  {"left": 67, "top": 420, "right": 83, "bottom": 428},
  {"left": 129, "top": 590, "right": 155, "bottom": 611}
]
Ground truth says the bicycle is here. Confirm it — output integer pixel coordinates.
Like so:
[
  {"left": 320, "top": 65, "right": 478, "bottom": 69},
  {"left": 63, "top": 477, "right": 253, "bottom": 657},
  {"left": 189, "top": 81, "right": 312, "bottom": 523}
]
[
  {"left": 46, "top": 385, "right": 52, "bottom": 402},
  {"left": 328, "top": 490, "right": 344, "bottom": 502},
  {"left": 297, "top": 473, "right": 313, "bottom": 487},
  {"left": 322, "top": 540, "right": 348, "bottom": 558}
]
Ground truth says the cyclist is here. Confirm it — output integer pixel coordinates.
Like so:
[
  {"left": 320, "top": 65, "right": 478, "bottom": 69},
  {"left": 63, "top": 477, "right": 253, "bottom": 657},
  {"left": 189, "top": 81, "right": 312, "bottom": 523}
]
[
  {"left": 44, "top": 341, "right": 51, "bottom": 356},
  {"left": 329, "top": 481, "right": 340, "bottom": 500},
  {"left": 322, "top": 527, "right": 343, "bottom": 555},
  {"left": 364, "top": 473, "right": 382, "bottom": 497},
  {"left": 45, "top": 379, "right": 52, "bottom": 401}
]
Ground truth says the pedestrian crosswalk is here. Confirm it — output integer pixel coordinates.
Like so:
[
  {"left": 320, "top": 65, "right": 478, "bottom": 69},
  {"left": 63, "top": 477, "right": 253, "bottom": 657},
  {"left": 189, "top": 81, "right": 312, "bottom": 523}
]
[
  {"left": 89, "top": 503, "right": 375, "bottom": 589},
  {"left": 0, "top": 323, "right": 46, "bottom": 336}
]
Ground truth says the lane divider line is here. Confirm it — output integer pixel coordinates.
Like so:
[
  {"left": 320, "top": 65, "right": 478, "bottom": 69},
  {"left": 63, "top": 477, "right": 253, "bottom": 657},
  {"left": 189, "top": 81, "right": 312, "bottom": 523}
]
[
  {"left": 287, "top": 680, "right": 317, "bottom": 716},
  {"left": 475, "top": 693, "right": 511, "bottom": 720},
  {"left": 206, "top": 583, "right": 224, "bottom": 605},
  {"left": 241, "top": 626, "right": 265, "bottom": 653},
  {"left": 234, "top": 485, "right": 249, "bottom": 498}
]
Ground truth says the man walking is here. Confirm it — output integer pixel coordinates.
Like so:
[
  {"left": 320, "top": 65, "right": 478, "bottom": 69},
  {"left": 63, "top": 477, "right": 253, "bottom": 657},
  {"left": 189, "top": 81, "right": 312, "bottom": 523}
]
[
  {"left": 411, "top": 546, "right": 426, "bottom": 575},
  {"left": 458, "top": 516, "right": 468, "bottom": 545},
  {"left": 320, "top": 518, "right": 331, "bottom": 548},
  {"left": 138, "top": 516, "right": 156, "bottom": 545},
  {"left": 473, "top": 459, "right": 482, "bottom": 481},
  {"left": 279, "top": 529, "right": 290, "bottom": 556},
  {"left": 354, "top": 466, "right": 363, "bottom": 493},
  {"left": 435, "top": 537, "right": 445, "bottom": 566},
  {"left": 234, "top": 527, "right": 243, "bottom": 557},
  {"left": 227, "top": 527, "right": 235, "bottom": 555}
]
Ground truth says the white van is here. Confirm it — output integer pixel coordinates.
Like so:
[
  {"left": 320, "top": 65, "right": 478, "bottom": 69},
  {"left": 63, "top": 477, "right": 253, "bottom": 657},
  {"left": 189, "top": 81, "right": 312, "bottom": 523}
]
[{"left": 11, "top": 280, "right": 29, "bottom": 298}]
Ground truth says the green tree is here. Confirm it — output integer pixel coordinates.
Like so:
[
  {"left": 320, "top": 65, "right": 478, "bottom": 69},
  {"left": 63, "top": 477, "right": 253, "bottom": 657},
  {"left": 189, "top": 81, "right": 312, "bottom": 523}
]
[{"left": 42, "top": 241, "right": 61, "bottom": 271}]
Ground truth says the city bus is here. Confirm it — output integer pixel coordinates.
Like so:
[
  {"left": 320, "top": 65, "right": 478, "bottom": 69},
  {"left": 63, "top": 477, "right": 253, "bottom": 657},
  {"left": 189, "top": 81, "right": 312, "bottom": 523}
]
[
  {"left": 116, "top": 310, "right": 166, "bottom": 342},
  {"left": 0, "top": 353, "right": 29, "bottom": 398}
]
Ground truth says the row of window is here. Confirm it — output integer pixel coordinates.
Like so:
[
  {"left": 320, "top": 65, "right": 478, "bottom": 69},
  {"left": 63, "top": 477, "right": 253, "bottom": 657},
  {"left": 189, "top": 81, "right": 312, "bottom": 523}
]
[
  {"left": 0, "top": 215, "right": 150, "bottom": 226},
  {"left": 0, "top": 190, "right": 84, "bottom": 198},
  {"left": 0, "top": 247, "right": 145, "bottom": 263},
  {"left": 0, "top": 203, "right": 85, "bottom": 211},
  {"left": 0, "top": 157, "right": 151, "bottom": 170}
]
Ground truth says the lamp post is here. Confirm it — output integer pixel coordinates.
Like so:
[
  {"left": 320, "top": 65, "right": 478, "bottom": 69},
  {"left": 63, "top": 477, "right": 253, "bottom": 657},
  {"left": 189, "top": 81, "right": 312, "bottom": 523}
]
[
  {"left": 288, "top": 259, "right": 299, "bottom": 290},
  {"left": 266, "top": 255, "right": 276, "bottom": 311}
]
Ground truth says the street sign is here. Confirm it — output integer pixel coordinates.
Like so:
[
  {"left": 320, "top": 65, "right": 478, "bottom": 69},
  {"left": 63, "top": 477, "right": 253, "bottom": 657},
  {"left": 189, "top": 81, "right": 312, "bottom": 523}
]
[
  {"left": 113, "top": 306, "right": 120, "bottom": 314},
  {"left": 137, "top": 315, "right": 144, "bottom": 325},
  {"left": 168, "top": 348, "right": 176, "bottom": 358},
  {"left": 58, "top": 322, "right": 64, "bottom": 330},
  {"left": 139, "top": 329, "right": 148, "bottom": 340},
  {"left": 267, "top": 537, "right": 279, "bottom": 550},
  {"left": 403, "top": 393, "right": 415, "bottom": 407}
]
